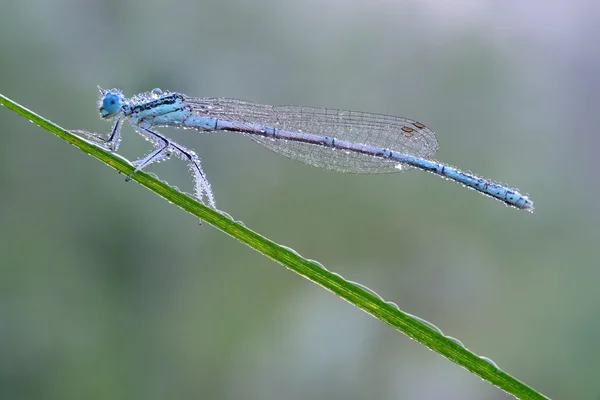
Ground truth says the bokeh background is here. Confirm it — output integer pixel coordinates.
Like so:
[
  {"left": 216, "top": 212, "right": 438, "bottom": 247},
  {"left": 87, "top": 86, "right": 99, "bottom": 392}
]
[{"left": 1, "top": 1, "right": 598, "bottom": 399}]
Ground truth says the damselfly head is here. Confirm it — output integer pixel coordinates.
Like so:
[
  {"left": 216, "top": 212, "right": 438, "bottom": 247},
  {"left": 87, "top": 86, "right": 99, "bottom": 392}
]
[{"left": 97, "top": 87, "right": 124, "bottom": 119}]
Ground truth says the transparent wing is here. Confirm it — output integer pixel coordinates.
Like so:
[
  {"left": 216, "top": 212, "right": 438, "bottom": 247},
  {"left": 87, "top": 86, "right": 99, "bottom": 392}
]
[{"left": 185, "top": 97, "right": 439, "bottom": 173}]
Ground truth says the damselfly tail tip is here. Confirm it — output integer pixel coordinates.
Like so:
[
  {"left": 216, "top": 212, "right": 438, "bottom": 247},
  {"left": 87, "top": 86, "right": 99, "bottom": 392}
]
[{"left": 521, "top": 198, "right": 535, "bottom": 213}]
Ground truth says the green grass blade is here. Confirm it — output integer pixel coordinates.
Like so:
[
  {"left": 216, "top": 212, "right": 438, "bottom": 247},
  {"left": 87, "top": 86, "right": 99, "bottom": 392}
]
[{"left": 0, "top": 93, "right": 549, "bottom": 400}]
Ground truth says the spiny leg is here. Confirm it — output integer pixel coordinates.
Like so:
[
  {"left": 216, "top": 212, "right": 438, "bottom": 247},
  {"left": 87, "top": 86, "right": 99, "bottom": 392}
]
[
  {"left": 169, "top": 142, "right": 216, "bottom": 210},
  {"left": 71, "top": 118, "right": 124, "bottom": 151},
  {"left": 125, "top": 129, "right": 170, "bottom": 180},
  {"left": 132, "top": 125, "right": 217, "bottom": 210}
]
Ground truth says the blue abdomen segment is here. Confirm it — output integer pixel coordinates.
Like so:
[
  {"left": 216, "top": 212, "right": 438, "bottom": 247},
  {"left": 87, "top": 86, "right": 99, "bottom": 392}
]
[{"left": 385, "top": 153, "right": 533, "bottom": 211}]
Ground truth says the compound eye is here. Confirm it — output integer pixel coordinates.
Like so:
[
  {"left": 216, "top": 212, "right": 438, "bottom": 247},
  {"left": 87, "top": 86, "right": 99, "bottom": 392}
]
[{"left": 101, "top": 93, "right": 121, "bottom": 116}]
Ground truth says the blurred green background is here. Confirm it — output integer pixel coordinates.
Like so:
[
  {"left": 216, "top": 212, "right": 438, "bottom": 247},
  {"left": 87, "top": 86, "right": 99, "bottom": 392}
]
[{"left": 1, "top": 1, "right": 597, "bottom": 399}]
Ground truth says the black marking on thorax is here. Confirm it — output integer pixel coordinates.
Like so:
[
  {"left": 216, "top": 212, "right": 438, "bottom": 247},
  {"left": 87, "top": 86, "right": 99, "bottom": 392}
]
[{"left": 129, "top": 93, "right": 185, "bottom": 115}]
